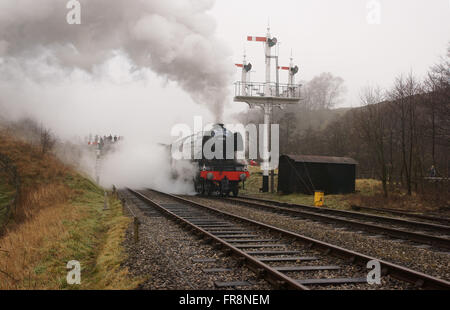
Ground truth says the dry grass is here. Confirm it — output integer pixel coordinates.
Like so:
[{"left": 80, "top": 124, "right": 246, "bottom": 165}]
[
  {"left": 0, "top": 173, "right": 15, "bottom": 227},
  {"left": 0, "top": 177, "right": 138, "bottom": 289},
  {"left": 0, "top": 131, "right": 71, "bottom": 228},
  {"left": 0, "top": 202, "right": 79, "bottom": 288},
  {"left": 0, "top": 132, "right": 69, "bottom": 188},
  {"left": 13, "top": 183, "right": 73, "bottom": 224},
  {"left": 0, "top": 131, "right": 139, "bottom": 289},
  {"left": 347, "top": 190, "right": 449, "bottom": 214},
  {"left": 346, "top": 179, "right": 449, "bottom": 214},
  {"left": 242, "top": 166, "right": 446, "bottom": 214},
  {"left": 354, "top": 179, "right": 382, "bottom": 196}
]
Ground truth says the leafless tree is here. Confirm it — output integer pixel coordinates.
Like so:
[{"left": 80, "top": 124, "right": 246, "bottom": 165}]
[
  {"left": 303, "top": 72, "right": 346, "bottom": 110},
  {"left": 40, "top": 125, "right": 56, "bottom": 155},
  {"left": 231, "top": 44, "right": 449, "bottom": 192},
  {"left": 388, "top": 73, "right": 422, "bottom": 195},
  {"left": 354, "top": 86, "right": 390, "bottom": 197},
  {"left": 424, "top": 43, "right": 450, "bottom": 169}
]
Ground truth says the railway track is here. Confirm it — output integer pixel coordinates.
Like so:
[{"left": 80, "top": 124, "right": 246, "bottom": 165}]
[
  {"left": 349, "top": 204, "right": 450, "bottom": 226},
  {"left": 215, "top": 196, "right": 450, "bottom": 251},
  {"left": 127, "top": 188, "right": 450, "bottom": 290},
  {"left": 236, "top": 195, "right": 450, "bottom": 226}
]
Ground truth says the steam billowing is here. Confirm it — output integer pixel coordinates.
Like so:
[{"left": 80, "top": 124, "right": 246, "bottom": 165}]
[
  {"left": 0, "top": 0, "right": 233, "bottom": 118},
  {"left": 0, "top": 0, "right": 233, "bottom": 192}
]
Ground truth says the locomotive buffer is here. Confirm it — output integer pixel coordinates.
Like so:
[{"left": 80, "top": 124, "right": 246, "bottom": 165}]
[{"left": 234, "top": 26, "right": 301, "bottom": 192}]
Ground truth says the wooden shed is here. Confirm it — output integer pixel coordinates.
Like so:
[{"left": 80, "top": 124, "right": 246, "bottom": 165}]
[{"left": 277, "top": 154, "right": 357, "bottom": 195}]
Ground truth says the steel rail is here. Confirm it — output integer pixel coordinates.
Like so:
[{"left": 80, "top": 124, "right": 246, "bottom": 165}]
[
  {"left": 128, "top": 188, "right": 310, "bottom": 290},
  {"left": 218, "top": 197, "right": 450, "bottom": 250},
  {"left": 140, "top": 189, "right": 450, "bottom": 290},
  {"left": 349, "top": 204, "right": 450, "bottom": 226},
  {"left": 234, "top": 196, "right": 450, "bottom": 233},
  {"left": 238, "top": 195, "right": 450, "bottom": 227}
]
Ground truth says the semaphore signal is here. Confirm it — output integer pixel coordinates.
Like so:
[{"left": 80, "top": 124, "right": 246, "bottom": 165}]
[
  {"left": 246, "top": 36, "right": 267, "bottom": 42},
  {"left": 234, "top": 26, "right": 302, "bottom": 193}
]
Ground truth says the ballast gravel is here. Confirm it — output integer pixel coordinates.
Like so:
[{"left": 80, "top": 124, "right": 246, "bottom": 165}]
[
  {"left": 119, "top": 190, "right": 272, "bottom": 290},
  {"left": 187, "top": 196, "right": 450, "bottom": 283}
]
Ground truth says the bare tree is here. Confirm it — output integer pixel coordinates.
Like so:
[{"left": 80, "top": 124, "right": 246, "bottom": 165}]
[
  {"left": 40, "top": 125, "right": 56, "bottom": 155},
  {"left": 303, "top": 72, "right": 346, "bottom": 110},
  {"left": 424, "top": 43, "right": 450, "bottom": 169},
  {"left": 354, "top": 86, "right": 390, "bottom": 197},
  {"left": 388, "top": 73, "right": 422, "bottom": 195}
]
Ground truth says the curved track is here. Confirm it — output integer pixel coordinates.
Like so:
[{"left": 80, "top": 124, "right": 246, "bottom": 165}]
[{"left": 128, "top": 188, "right": 450, "bottom": 290}]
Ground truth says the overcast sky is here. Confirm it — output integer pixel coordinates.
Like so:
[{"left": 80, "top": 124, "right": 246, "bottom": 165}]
[
  {"left": 0, "top": 0, "right": 448, "bottom": 188},
  {"left": 1, "top": 0, "right": 449, "bottom": 135},
  {"left": 211, "top": 0, "right": 450, "bottom": 109}
]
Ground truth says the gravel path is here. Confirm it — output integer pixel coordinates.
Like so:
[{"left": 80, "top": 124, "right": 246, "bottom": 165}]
[
  {"left": 119, "top": 190, "right": 272, "bottom": 290},
  {"left": 186, "top": 196, "right": 450, "bottom": 282}
]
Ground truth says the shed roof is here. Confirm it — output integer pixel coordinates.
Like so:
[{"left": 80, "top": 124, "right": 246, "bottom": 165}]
[{"left": 282, "top": 154, "right": 358, "bottom": 165}]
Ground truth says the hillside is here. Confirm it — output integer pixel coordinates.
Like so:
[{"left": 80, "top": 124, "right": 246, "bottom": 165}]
[{"left": 0, "top": 131, "right": 138, "bottom": 289}]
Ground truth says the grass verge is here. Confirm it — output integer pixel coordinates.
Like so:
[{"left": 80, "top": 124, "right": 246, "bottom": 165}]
[
  {"left": 0, "top": 174, "right": 139, "bottom": 289},
  {"left": 0, "top": 131, "right": 140, "bottom": 289},
  {"left": 241, "top": 166, "right": 348, "bottom": 209}
]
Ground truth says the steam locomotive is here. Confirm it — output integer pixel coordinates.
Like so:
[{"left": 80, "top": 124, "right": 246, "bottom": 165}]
[{"left": 171, "top": 124, "right": 250, "bottom": 197}]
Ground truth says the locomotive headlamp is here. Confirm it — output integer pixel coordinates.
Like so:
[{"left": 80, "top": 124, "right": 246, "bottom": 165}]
[{"left": 207, "top": 172, "right": 214, "bottom": 180}]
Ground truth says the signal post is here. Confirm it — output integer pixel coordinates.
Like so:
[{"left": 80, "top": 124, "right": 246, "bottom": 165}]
[{"left": 234, "top": 27, "right": 301, "bottom": 192}]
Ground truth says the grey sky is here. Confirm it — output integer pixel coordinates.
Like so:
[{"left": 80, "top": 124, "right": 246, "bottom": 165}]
[
  {"left": 210, "top": 0, "right": 450, "bottom": 108},
  {"left": 1, "top": 0, "right": 449, "bottom": 135},
  {"left": 0, "top": 0, "right": 448, "bottom": 189}
]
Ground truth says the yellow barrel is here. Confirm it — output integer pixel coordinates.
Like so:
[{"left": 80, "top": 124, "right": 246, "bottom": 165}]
[{"left": 314, "top": 191, "right": 324, "bottom": 207}]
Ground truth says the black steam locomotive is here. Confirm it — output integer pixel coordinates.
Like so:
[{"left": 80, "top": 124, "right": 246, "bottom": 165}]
[{"left": 171, "top": 124, "right": 249, "bottom": 196}]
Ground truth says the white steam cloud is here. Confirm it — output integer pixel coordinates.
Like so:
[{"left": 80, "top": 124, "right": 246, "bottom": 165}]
[
  {"left": 100, "top": 139, "right": 196, "bottom": 194},
  {"left": 0, "top": 0, "right": 233, "bottom": 118},
  {"left": 0, "top": 0, "right": 233, "bottom": 192}
]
